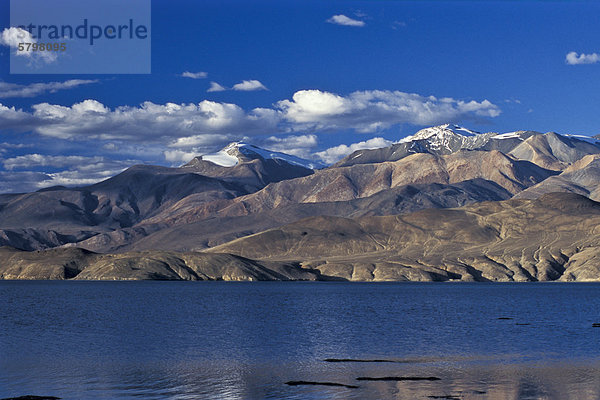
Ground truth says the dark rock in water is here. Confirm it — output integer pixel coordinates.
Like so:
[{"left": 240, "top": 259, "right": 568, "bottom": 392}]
[
  {"left": 593, "top": 323, "right": 600, "bottom": 327},
  {"left": 1, "top": 396, "right": 61, "bottom": 400},
  {"left": 497, "top": 317, "right": 513, "bottom": 320},
  {"left": 285, "top": 380, "right": 359, "bottom": 389},
  {"left": 516, "top": 323, "right": 531, "bottom": 326},
  {"left": 356, "top": 376, "right": 441, "bottom": 381}
]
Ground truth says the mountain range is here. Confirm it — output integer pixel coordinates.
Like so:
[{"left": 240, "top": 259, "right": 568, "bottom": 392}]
[{"left": 3, "top": 124, "right": 600, "bottom": 281}]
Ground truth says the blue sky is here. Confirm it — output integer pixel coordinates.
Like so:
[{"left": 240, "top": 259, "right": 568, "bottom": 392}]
[{"left": 1, "top": 0, "right": 600, "bottom": 192}]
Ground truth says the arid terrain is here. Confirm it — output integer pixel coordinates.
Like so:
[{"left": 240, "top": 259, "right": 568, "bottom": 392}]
[{"left": 2, "top": 125, "right": 600, "bottom": 281}]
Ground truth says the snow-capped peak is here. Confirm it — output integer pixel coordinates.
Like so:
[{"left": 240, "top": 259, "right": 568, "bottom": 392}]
[
  {"left": 201, "top": 142, "right": 322, "bottom": 169},
  {"left": 200, "top": 143, "right": 240, "bottom": 167},
  {"left": 399, "top": 124, "right": 479, "bottom": 143}
]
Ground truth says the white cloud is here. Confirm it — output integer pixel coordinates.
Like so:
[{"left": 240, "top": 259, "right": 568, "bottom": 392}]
[
  {"left": 0, "top": 87, "right": 502, "bottom": 192},
  {"left": 0, "top": 142, "right": 32, "bottom": 154},
  {"left": 262, "top": 134, "right": 318, "bottom": 158},
  {"left": 232, "top": 80, "right": 268, "bottom": 91},
  {"left": 0, "top": 154, "right": 136, "bottom": 191},
  {"left": 207, "top": 81, "right": 227, "bottom": 92},
  {"left": 163, "top": 149, "right": 198, "bottom": 163},
  {"left": 0, "top": 27, "right": 57, "bottom": 64},
  {"left": 168, "top": 134, "right": 235, "bottom": 148},
  {"left": 327, "top": 14, "right": 365, "bottom": 27},
  {"left": 0, "top": 80, "right": 98, "bottom": 98},
  {"left": 181, "top": 71, "right": 208, "bottom": 79},
  {"left": 315, "top": 137, "right": 393, "bottom": 164},
  {"left": 0, "top": 171, "right": 52, "bottom": 193},
  {"left": 103, "top": 143, "right": 118, "bottom": 151},
  {"left": 277, "top": 89, "right": 501, "bottom": 133},
  {"left": 566, "top": 51, "right": 600, "bottom": 65},
  {"left": 43, "top": 157, "right": 135, "bottom": 186},
  {"left": 5, "top": 99, "right": 279, "bottom": 141},
  {"left": 0, "top": 142, "right": 32, "bottom": 149},
  {"left": 0, "top": 90, "right": 500, "bottom": 155},
  {"left": 4, "top": 154, "right": 104, "bottom": 170},
  {"left": 207, "top": 80, "right": 267, "bottom": 92},
  {"left": 0, "top": 27, "right": 31, "bottom": 55},
  {"left": 0, "top": 166, "right": 124, "bottom": 192},
  {"left": 0, "top": 103, "right": 41, "bottom": 131},
  {"left": 41, "top": 170, "right": 118, "bottom": 187}
]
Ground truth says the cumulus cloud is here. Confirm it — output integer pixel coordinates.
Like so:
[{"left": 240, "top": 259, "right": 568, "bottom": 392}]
[
  {"left": 0, "top": 88, "right": 503, "bottom": 191},
  {"left": 206, "top": 80, "right": 267, "bottom": 92},
  {"left": 262, "top": 134, "right": 319, "bottom": 158},
  {"left": 207, "top": 81, "right": 227, "bottom": 92},
  {"left": 181, "top": 71, "right": 208, "bottom": 79},
  {"left": 3, "top": 154, "right": 104, "bottom": 170},
  {"left": 0, "top": 142, "right": 32, "bottom": 154},
  {"left": 327, "top": 14, "right": 365, "bottom": 27},
  {"left": 277, "top": 89, "right": 501, "bottom": 133},
  {"left": 168, "top": 133, "right": 235, "bottom": 149},
  {"left": 566, "top": 51, "right": 600, "bottom": 65},
  {"left": 42, "top": 169, "right": 122, "bottom": 187},
  {"left": 0, "top": 99, "right": 279, "bottom": 141},
  {"left": 0, "top": 103, "right": 41, "bottom": 131},
  {"left": 0, "top": 80, "right": 98, "bottom": 98},
  {"left": 0, "top": 171, "right": 52, "bottom": 193},
  {"left": 0, "top": 27, "right": 32, "bottom": 55},
  {"left": 0, "top": 90, "right": 500, "bottom": 153},
  {"left": 163, "top": 149, "right": 199, "bottom": 163},
  {"left": 232, "top": 80, "right": 268, "bottom": 91},
  {"left": 0, "top": 154, "right": 136, "bottom": 192},
  {"left": 314, "top": 137, "right": 393, "bottom": 164},
  {"left": 0, "top": 27, "right": 57, "bottom": 64}
]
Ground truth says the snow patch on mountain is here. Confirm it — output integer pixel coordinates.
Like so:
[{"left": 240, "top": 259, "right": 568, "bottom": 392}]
[
  {"left": 491, "top": 132, "right": 525, "bottom": 140},
  {"left": 563, "top": 134, "right": 600, "bottom": 144},
  {"left": 201, "top": 143, "right": 240, "bottom": 167},
  {"left": 238, "top": 143, "right": 323, "bottom": 169},
  {"left": 202, "top": 142, "right": 322, "bottom": 169},
  {"left": 201, "top": 152, "right": 239, "bottom": 167},
  {"left": 400, "top": 124, "right": 479, "bottom": 143}
]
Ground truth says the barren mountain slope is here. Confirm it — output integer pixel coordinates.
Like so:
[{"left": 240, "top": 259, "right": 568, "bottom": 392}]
[
  {"left": 0, "top": 246, "right": 322, "bottom": 281},
  {"left": 210, "top": 193, "right": 600, "bottom": 282},
  {"left": 143, "top": 150, "right": 554, "bottom": 227}
]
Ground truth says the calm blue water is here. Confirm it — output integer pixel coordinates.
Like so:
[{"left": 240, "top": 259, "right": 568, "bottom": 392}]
[{"left": 1, "top": 282, "right": 600, "bottom": 399}]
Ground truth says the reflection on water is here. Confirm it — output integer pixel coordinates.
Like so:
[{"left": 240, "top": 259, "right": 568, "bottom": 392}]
[
  {"left": 3, "top": 357, "right": 600, "bottom": 399},
  {"left": 1, "top": 281, "right": 600, "bottom": 399}
]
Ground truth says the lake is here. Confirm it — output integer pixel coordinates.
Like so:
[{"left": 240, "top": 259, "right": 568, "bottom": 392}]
[{"left": 1, "top": 281, "right": 599, "bottom": 399}]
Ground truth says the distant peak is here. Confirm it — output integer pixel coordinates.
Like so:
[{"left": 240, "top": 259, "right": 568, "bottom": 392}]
[
  {"left": 400, "top": 124, "right": 479, "bottom": 143},
  {"left": 199, "top": 141, "right": 323, "bottom": 169},
  {"left": 199, "top": 143, "right": 241, "bottom": 167}
]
